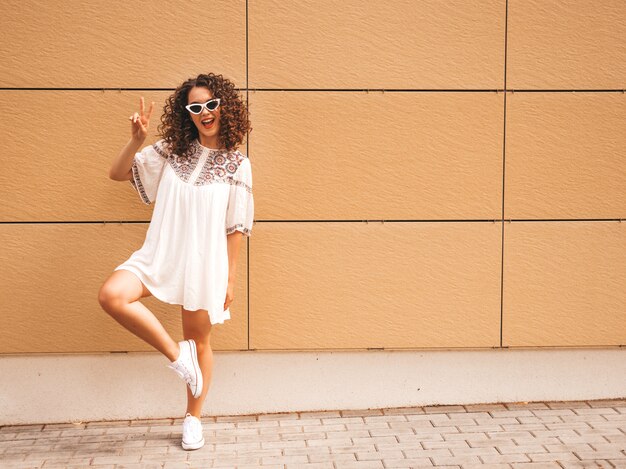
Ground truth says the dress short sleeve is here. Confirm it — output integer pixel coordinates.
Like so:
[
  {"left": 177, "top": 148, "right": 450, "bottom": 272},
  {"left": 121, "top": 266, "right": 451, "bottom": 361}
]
[
  {"left": 129, "top": 140, "right": 168, "bottom": 205},
  {"left": 225, "top": 157, "right": 254, "bottom": 237}
]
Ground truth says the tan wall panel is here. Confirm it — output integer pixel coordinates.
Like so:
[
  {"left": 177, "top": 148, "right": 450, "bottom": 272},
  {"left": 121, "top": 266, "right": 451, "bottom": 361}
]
[
  {"left": 505, "top": 93, "right": 626, "bottom": 219},
  {"left": 3, "top": 90, "right": 502, "bottom": 222},
  {"left": 0, "top": 90, "right": 248, "bottom": 222},
  {"left": 0, "top": 224, "right": 248, "bottom": 353},
  {"left": 249, "top": 0, "right": 505, "bottom": 88},
  {"left": 507, "top": 0, "right": 626, "bottom": 89},
  {"left": 249, "top": 91, "right": 504, "bottom": 220},
  {"left": 0, "top": 0, "right": 246, "bottom": 88},
  {"left": 249, "top": 222, "right": 502, "bottom": 350},
  {"left": 503, "top": 221, "right": 626, "bottom": 346}
]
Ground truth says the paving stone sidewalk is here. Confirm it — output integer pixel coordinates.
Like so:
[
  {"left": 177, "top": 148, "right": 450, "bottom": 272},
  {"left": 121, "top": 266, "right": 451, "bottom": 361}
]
[{"left": 1, "top": 399, "right": 625, "bottom": 469}]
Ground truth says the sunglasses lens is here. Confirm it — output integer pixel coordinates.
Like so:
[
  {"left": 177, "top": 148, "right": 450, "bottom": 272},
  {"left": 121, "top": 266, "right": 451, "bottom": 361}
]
[
  {"left": 188, "top": 104, "right": 203, "bottom": 114},
  {"left": 207, "top": 100, "right": 219, "bottom": 111}
]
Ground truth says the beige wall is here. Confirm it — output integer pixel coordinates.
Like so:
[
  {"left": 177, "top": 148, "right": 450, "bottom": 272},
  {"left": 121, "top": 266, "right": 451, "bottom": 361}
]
[{"left": 0, "top": 0, "right": 624, "bottom": 354}]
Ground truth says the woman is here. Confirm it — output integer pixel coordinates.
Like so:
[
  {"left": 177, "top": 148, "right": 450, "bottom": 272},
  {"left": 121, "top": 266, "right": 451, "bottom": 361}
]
[{"left": 98, "top": 72, "right": 254, "bottom": 451}]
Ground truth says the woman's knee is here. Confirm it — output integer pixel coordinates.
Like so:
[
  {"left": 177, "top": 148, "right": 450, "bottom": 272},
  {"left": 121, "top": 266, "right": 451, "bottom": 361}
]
[
  {"left": 98, "top": 282, "right": 120, "bottom": 310},
  {"left": 98, "top": 270, "right": 148, "bottom": 310},
  {"left": 181, "top": 308, "right": 212, "bottom": 345}
]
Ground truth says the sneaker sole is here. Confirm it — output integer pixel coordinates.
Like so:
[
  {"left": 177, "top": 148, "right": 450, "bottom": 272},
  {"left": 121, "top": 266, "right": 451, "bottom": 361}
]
[
  {"left": 182, "top": 436, "right": 205, "bottom": 450},
  {"left": 188, "top": 339, "right": 203, "bottom": 399}
]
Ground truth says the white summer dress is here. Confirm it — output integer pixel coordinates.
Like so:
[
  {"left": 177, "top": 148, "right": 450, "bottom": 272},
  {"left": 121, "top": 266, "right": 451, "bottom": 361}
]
[{"left": 113, "top": 138, "right": 254, "bottom": 325}]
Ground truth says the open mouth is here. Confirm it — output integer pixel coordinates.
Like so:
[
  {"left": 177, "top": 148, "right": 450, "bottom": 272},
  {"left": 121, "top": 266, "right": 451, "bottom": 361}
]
[{"left": 201, "top": 118, "right": 215, "bottom": 129}]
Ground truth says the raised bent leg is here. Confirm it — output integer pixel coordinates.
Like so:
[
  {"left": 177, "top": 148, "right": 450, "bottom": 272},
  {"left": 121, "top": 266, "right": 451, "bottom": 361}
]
[
  {"left": 98, "top": 269, "right": 180, "bottom": 362},
  {"left": 181, "top": 307, "right": 213, "bottom": 416}
]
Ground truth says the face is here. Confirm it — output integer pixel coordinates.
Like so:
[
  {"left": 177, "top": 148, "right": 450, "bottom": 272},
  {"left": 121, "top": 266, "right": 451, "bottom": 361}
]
[{"left": 187, "top": 86, "right": 222, "bottom": 147}]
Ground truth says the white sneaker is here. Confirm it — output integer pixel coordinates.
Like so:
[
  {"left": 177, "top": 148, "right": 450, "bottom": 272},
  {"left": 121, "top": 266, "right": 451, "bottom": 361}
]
[
  {"left": 182, "top": 412, "right": 205, "bottom": 450},
  {"left": 167, "top": 339, "right": 203, "bottom": 399}
]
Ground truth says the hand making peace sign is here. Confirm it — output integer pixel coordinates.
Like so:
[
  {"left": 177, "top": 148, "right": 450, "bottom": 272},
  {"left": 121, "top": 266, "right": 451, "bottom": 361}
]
[{"left": 129, "top": 96, "right": 155, "bottom": 142}]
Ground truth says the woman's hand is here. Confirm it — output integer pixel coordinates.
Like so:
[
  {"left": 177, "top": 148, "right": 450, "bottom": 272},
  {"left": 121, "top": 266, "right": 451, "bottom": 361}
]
[
  {"left": 129, "top": 96, "right": 155, "bottom": 143},
  {"left": 224, "top": 279, "right": 235, "bottom": 311}
]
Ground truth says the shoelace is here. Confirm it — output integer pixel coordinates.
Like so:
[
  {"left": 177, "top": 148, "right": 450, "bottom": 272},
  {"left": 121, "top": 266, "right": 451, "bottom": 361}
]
[
  {"left": 181, "top": 368, "right": 192, "bottom": 383},
  {"left": 173, "top": 361, "right": 195, "bottom": 385}
]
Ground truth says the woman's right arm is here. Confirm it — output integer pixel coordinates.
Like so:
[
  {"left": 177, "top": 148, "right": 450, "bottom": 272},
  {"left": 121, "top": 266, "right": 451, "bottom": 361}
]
[
  {"left": 108, "top": 97, "right": 155, "bottom": 181},
  {"left": 108, "top": 137, "right": 144, "bottom": 181}
]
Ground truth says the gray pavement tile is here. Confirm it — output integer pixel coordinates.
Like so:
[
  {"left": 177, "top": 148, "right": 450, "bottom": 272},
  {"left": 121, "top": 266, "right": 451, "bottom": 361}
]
[
  {"left": 0, "top": 399, "right": 624, "bottom": 468},
  {"left": 558, "top": 461, "right": 615, "bottom": 468}
]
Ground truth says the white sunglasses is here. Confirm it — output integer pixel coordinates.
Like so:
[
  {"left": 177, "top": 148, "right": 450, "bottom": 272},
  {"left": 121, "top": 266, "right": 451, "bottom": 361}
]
[{"left": 185, "top": 98, "right": 221, "bottom": 115}]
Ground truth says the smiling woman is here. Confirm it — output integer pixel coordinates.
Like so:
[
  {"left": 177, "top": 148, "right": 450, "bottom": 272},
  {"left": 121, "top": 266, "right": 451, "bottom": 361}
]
[
  {"left": 159, "top": 73, "right": 252, "bottom": 157},
  {"left": 99, "top": 72, "right": 254, "bottom": 452}
]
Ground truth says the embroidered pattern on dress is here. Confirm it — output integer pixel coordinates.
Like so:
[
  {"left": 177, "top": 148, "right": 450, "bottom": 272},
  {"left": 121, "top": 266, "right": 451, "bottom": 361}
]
[
  {"left": 226, "top": 177, "right": 253, "bottom": 194},
  {"left": 155, "top": 139, "right": 250, "bottom": 188},
  {"left": 152, "top": 141, "right": 170, "bottom": 160},
  {"left": 131, "top": 163, "right": 151, "bottom": 204},
  {"left": 167, "top": 141, "right": 204, "bottom": 183},
  {"left": 226, "top": 224, "right": 252, "bottom": 236},
  {"left": 194, "top": 149, "right": 248, "bottom": 186}
]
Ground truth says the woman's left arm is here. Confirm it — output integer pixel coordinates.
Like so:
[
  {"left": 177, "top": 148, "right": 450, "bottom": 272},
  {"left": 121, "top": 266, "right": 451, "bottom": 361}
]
[{"left": 224, "top": 231, "right": 244, "bottom": 310}]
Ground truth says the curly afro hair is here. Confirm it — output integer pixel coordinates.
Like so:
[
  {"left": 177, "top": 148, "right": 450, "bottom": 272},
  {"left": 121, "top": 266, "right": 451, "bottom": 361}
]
[{"left": 157, "top": 73, "right": 252, "bottom": 158}]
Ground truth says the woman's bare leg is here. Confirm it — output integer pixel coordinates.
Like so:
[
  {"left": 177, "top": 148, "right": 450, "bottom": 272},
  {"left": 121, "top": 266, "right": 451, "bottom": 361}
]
[
  {"left": 181, "top": 307, "right": 213, "bottom": 416},
  {"left": 98, "top": 269, "right": 180, "bottom": 362}
]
